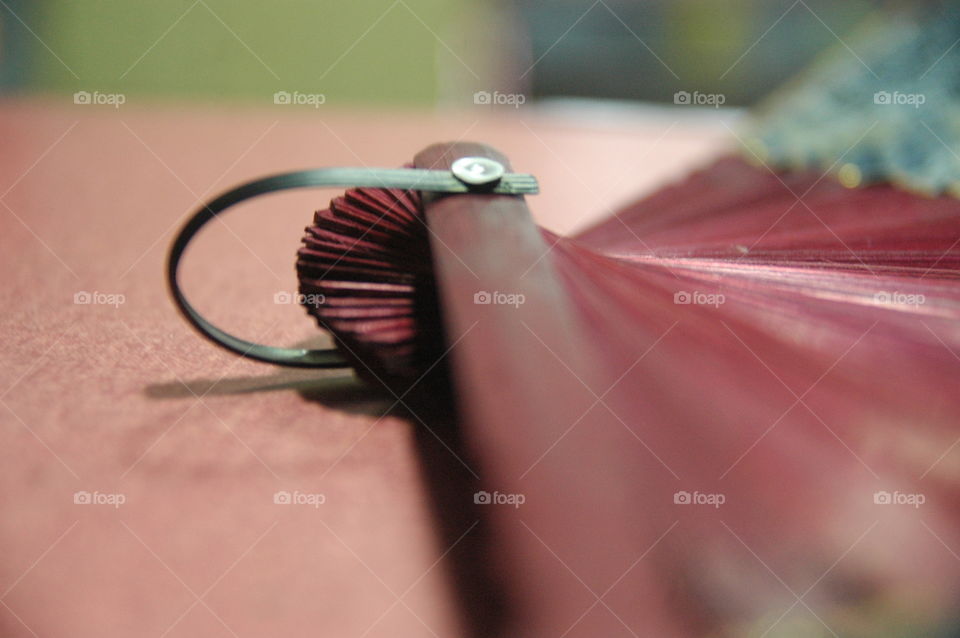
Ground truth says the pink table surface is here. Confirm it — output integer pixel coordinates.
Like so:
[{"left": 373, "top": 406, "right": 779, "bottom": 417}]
[{"left": 0, "top": 97, "right": 729, "bottom": 637}]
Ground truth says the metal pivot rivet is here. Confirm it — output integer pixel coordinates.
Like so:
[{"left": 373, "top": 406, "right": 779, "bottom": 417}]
[{"left": 451, "top": 156, "right": 506, "bottom": 186}]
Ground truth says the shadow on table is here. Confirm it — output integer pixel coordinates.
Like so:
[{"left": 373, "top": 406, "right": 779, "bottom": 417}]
[
  {"left": 145, "top": 370, "right": 393, "bottom": 416},
  {"left": 143, "top": 357, "right": 510, "bottom": 638}
]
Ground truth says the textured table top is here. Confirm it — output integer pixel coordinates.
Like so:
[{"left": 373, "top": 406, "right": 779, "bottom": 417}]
[{"left": 0, "top": 98, "right": 730, "bottom": 637}]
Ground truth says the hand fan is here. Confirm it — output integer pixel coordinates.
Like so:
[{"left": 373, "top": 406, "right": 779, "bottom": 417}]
[{"left": 168, "top": 5, "right": 960, "bottom": 637}]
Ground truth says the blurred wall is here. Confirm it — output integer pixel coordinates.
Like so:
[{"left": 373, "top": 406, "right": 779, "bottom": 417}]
[
  {"left": 2, "top": 0, "right": 879, "bottom": 107},
  {"left": 9, "top": 0, "right": 461, "bottom": 105},
  {"left": 514, "top": 0, "right": 876, "bottom": 106}
]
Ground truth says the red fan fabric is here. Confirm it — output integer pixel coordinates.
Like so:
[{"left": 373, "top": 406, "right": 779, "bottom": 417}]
[{"left": 542, "top": 156, "right": 960, "bottom": 635}]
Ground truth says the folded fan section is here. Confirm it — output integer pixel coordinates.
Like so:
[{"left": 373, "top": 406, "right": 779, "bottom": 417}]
[{"left": 297, "top": 185, "right": 438, "bottom": 380}]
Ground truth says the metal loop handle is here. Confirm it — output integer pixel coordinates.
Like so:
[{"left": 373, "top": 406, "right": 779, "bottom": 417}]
[{"left": 166, "top": 163, "right": 538, "bottom": 368}]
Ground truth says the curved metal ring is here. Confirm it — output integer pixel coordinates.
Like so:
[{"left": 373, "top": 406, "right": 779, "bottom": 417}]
[{"left": 166, "top": 165, "right": 538, "bottom": 368}]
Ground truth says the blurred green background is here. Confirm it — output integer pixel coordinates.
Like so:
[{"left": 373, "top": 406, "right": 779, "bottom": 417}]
[
  {"left": 5, "top": 0, "right": 460, "bottom": 104},
  {"left": 0, "top": 0, "right": 875, "bottom": 107}
]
